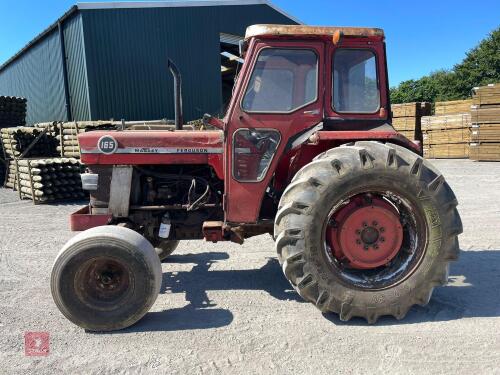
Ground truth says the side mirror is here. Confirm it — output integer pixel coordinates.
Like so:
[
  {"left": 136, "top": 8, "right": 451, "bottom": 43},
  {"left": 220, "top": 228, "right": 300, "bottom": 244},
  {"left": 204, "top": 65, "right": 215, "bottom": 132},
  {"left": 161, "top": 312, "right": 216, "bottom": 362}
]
[{"left": 239, "top": 40, "right": 246, "bottom": 57}]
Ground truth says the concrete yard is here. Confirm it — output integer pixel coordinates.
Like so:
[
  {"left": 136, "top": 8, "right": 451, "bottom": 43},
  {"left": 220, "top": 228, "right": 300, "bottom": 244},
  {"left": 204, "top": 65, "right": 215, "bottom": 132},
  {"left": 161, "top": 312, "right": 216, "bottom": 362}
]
[{"left": 0, "top": 159, "right": 499, "bottom": 374}]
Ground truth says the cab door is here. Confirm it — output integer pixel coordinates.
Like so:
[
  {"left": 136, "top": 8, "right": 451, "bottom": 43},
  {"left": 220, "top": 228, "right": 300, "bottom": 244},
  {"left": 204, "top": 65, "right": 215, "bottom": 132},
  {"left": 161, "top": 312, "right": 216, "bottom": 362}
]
[{"left": 224, "top": 39, "right": 325, "bottom": 223}]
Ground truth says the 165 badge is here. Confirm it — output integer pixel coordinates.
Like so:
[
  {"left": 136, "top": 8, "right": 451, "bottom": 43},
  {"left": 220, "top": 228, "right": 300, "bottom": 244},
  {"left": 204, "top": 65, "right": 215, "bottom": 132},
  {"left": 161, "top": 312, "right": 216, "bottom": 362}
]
[{"left": 97, "top": 135, "right": 118, "bottom": 154}]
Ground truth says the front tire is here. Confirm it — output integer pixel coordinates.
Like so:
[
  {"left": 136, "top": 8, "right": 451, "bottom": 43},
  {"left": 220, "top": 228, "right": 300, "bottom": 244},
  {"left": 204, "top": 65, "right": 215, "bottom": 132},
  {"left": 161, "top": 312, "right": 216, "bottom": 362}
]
[
  {"left": 275, "top": 141, "right": 462, "bottom": 323},
  {"left": 51, "top": 226, "right": 162, "bottom": 331}
]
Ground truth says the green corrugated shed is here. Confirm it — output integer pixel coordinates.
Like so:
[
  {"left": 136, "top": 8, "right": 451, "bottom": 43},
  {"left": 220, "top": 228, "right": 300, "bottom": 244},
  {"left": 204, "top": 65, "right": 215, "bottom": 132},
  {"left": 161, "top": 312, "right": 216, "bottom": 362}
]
[{"left": 0, "top": 1, "right": 299, "bottom": 124}]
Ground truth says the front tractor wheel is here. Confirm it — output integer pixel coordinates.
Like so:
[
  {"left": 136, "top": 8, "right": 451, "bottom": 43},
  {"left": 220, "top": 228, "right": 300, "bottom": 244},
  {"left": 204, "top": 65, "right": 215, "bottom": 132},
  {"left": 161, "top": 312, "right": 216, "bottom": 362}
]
[
  {"left": 51, "top": 226, "right": 162, "bottom": 331},
  {"left": 275, "top": 141, "right": 462, "bottom": 323}
]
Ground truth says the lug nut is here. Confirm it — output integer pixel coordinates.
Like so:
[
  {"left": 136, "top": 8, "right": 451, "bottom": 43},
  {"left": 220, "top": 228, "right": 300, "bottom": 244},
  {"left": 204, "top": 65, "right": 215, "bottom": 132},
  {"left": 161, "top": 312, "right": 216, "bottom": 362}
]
[
  {"left": 356, "top": 239, "right": 361, "bottom": 245},
  {"left": 374, "top": 245, "right": 379, "bottom": 250},
  {"left": 362, "top": 222, "right": 368, "bottom": 227},
  {"left": 380, "top": 227, "right": 385, "bottom": 233},
  {"left": 372, "top": 221, "right": 378, "bottom": 226},
  {"left": 355, "top": 229, "right": 361, "bottom": 235},
  {"left": 363, "top": 245, "right": 369, "bottom": 250},
  {"left": 380, "top": 237, "right": 385, "bottom": 242}
]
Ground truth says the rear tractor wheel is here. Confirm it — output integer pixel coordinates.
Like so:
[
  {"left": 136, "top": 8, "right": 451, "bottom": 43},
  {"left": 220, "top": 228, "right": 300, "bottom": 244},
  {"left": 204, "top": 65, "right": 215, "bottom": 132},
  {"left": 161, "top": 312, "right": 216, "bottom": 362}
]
[
  {"left": 51, "top": 226, "right": 162, "bottom": 331},
  {"left": 275, "top": 141, "right": 462, "bottom": 323},
  {"left": 153, "top": 240, "right": 179, "bottom": 261}
]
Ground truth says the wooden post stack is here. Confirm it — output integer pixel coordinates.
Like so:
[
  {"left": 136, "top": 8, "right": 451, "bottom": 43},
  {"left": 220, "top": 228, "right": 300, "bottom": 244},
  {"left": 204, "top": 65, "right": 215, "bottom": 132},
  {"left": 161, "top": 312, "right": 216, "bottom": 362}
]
[
  {"left": 391, "top": 102, "right": 431, "bottom": 142},
  {"left": 4, "top": 157, "right": 86, "bottom": 203},
  {"left": 469, "top": 83, "right": 500, "bottom": 161},
  {"left": 55, "top": 121, "right": 119, "bottom": 158},
  {"left": 1, "top": 126, "right": 59, "bottom": 159},
  {"left": 0, "top": 96, "right": 27, "bottom": 184}
]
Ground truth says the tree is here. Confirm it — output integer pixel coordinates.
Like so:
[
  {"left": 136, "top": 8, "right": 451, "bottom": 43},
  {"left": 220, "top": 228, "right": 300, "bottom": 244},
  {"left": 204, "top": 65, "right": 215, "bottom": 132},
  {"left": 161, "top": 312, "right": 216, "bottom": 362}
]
[{"left": 390, "top": 27, "right": 500, "bottom": 104}]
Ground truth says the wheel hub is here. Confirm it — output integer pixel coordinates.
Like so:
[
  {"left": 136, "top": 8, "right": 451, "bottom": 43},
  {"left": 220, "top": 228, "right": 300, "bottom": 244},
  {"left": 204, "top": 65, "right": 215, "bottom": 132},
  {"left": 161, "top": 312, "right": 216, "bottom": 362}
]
[
  {"left": 77, "top": 258, "right": 131, "bottom": 305},
  {"left": 327, "top": 194, "right": 403, "bottom": 269}
]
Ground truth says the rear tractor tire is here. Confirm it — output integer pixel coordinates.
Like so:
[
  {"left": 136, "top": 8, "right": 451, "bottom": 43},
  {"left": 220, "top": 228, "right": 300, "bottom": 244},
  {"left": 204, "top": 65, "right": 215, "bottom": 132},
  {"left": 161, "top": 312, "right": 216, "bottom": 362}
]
[
  {"left": 51, "top": 226, "right": 162, "bottom": 331},
  {"left": 275, "top": 141, "right": 462, "bottom": 323}
]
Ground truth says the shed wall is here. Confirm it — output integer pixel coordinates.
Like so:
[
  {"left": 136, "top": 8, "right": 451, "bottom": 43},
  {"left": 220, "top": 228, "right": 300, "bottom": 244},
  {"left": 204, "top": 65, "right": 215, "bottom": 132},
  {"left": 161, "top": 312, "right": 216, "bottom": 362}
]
[
  {"left": 64, "top": 13, "right": 91, "bottom": 121},
  {"left": 0, "top": 29, "right": 67, "bottom": 124},
  {"left": 81, "top": 4, "right": 296, "bottom": 121}
]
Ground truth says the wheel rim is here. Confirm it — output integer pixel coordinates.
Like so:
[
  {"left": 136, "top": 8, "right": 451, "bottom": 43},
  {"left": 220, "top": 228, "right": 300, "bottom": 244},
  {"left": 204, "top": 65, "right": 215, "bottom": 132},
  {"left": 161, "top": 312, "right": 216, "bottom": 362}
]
[
  {"left": 324, "top": 191, "right": 426, "bottom": 290},
  {"left": 75, "top": 257, "right": 133, "bottom": 310}
]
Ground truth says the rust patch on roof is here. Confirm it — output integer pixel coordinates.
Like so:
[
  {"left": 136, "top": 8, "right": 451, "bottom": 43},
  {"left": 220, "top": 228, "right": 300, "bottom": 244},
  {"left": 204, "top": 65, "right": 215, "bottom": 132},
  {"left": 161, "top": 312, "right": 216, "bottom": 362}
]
[{"left": 245, "top": 24, "right": 384, "bottom": 39}]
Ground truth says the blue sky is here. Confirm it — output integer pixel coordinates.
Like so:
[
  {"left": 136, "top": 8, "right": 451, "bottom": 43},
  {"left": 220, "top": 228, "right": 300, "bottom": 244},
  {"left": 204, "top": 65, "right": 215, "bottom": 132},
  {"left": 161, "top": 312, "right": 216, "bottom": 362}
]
[{"left": 0, "top": 0, "right": 498, "bottom": 86}]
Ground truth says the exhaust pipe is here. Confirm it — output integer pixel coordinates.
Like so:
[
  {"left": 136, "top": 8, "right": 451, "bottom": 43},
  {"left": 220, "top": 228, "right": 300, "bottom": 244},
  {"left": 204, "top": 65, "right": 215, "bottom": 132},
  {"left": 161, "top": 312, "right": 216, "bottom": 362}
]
[{"left": 167, "top": 59, "right": 183, "bottom": 130}]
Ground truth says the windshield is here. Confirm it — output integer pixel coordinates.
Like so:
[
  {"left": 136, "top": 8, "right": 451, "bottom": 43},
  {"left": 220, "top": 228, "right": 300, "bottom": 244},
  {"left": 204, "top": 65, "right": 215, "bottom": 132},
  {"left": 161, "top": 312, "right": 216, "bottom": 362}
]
[{"left": 242, "top": 48, "right": 318, "bottom": 113}]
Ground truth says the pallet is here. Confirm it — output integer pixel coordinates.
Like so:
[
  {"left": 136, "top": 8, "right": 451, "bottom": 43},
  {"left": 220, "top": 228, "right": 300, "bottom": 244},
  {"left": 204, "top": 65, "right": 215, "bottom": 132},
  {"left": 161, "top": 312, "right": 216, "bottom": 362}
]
[
  {"left": 470, "top": 106, "right": 500, "bottom": 123},
  {"left": 392, "top": 102, "right": 431, "bottom": 118},
  {"left": 424, "top": 143, "right": 469, "bottom": 159},
  {"left": 472, "top": 83, "right": 500, "bottom": 107},
  {"left": 421, "top": 113, "right": 471, "bottom": 131},
  {"left": 470, "top": 123, "right": 500, "bottom": 142},
  {"left": 434, "top": 99, "right": 473, "bottom": 115},
  {"left": 469, "top": 142, "right": 500, "bottom": 161},
  {"left": 423, "top": 128, "right": 470, "bottom": 145}
]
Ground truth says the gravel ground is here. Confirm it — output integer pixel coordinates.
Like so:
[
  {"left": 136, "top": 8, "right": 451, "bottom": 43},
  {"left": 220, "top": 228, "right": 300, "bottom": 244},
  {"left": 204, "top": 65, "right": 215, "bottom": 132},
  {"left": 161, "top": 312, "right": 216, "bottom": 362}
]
[{"left": 0, "top": 159, "right": 499, "bottom": 374}]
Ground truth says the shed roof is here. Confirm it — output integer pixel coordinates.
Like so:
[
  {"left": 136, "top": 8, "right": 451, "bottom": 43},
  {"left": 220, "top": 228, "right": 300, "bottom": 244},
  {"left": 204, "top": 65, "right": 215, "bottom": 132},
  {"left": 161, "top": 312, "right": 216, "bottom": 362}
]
[{"left": 78, "top": 1, "right": 301, "bottom": 23}]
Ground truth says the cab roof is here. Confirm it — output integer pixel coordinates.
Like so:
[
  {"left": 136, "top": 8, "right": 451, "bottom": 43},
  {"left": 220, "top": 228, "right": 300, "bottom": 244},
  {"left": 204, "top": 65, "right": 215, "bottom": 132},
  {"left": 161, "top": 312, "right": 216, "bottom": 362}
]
[{"left": 245, "top": 24, "right": 385, "bottom": 40}]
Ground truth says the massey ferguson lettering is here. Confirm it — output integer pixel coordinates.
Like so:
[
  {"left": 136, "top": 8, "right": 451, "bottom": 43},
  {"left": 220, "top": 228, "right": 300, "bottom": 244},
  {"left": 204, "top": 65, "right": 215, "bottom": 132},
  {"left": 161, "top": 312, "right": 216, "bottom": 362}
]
[
  {"left": 134, "top": 147, "right": 160, "bottom": 153},
  {"left": 177, "top": 148, "right": 209, "bottom": 153}
]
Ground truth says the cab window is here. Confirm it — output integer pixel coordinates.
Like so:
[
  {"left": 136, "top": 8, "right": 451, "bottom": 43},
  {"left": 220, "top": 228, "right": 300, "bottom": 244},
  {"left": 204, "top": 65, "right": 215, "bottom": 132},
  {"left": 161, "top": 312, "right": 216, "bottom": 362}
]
[
  {"left": 333, "top": 49, "right": 379, "bottom": 113},
  {"left": 242, "top": 48, "right": 318, "bottom": 113}
]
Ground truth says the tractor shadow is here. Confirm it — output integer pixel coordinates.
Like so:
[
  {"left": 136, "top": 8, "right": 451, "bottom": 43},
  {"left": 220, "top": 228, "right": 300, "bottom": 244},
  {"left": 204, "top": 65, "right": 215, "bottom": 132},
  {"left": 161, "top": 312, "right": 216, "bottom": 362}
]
[
  {"left": 123, "top": 249, "right": 500, "bottom": 332},
  {"left": 323, "top": 249, "right": 500, "bottom": 326},
  {"left": 123, "top": 252, "right": 301, "bottom": 332}
]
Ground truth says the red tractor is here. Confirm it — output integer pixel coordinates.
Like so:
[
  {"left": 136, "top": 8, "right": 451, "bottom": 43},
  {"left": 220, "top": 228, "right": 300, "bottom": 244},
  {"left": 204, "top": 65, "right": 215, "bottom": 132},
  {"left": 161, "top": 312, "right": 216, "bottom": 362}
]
[{"left": 51, "top": 25, "right": 462, "bottom": 331}]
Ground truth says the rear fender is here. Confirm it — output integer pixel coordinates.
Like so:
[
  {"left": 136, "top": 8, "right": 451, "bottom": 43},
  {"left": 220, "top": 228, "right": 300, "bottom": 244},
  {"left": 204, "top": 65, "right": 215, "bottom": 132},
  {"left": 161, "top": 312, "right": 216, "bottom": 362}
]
[{"left": 274, "top": 131, "right": 422, "bottom": 192}]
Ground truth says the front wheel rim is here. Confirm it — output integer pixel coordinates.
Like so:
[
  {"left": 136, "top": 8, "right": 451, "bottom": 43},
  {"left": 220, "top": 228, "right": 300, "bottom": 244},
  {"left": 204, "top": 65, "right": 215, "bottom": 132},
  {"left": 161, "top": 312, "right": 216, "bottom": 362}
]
[{"left": 75, "top": 256, "right": 134, "bottom": 311}]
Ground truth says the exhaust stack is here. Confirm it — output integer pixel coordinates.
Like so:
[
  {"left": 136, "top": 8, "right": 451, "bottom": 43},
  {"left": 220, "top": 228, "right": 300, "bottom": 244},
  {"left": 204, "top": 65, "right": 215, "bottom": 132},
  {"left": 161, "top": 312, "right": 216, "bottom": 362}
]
[{"left": 167, "top": 59, "right": 183, "bottom": 130}]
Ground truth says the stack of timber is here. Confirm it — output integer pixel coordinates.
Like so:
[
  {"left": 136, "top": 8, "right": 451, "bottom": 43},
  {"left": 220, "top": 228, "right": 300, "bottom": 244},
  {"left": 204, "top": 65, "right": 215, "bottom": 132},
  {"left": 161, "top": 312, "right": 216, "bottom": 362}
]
[
  {"left": 1, "top": 126, "right": 58, "bottom": 158},
  {"left": 5, "top": 157, "right": 86, "bottom": 203},
  {"left": 434, "top": 99, "right": 473, "bottom": 116},
  {"left": 56, "top": 121, "right": 118, "bottom": 158},
  {"left": 391, "top": 102, "right": 431, "bottom": 141},
  {"left": 0, "top": 96, "right": 26, "bottom": 127},
  {"left": 421, "top": 98, "right": 474, "bottom": 159},
  {"left": 421, "top": 113, "right": 471, "bottom": 158},
  {"left": 470, "top": 83, "right": 500, "bottom": 161}
]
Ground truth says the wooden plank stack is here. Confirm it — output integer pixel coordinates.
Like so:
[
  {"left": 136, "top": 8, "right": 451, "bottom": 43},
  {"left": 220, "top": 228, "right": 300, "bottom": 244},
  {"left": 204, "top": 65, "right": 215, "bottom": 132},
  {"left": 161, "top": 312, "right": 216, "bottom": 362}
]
[
  {"left": 435, "top": 99, "right": 473, "bottom": 116},
  {"left": 469, "top": 83, "right": 500, "bottom": 161},
  {"left": 1, "top": 126, "right": 59, "bottom": 158},
  {"left": 5, "top": 157, "right": 86, "bottom": 203},
  {"left": 391, "top": 102, "right": 431, "bottom": 141},
  {"left": 421, "top": 98, "right": 473, "bottom": 158},
  {"left": 421, "top": 113, "right": 471, "bottom": 158}
]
